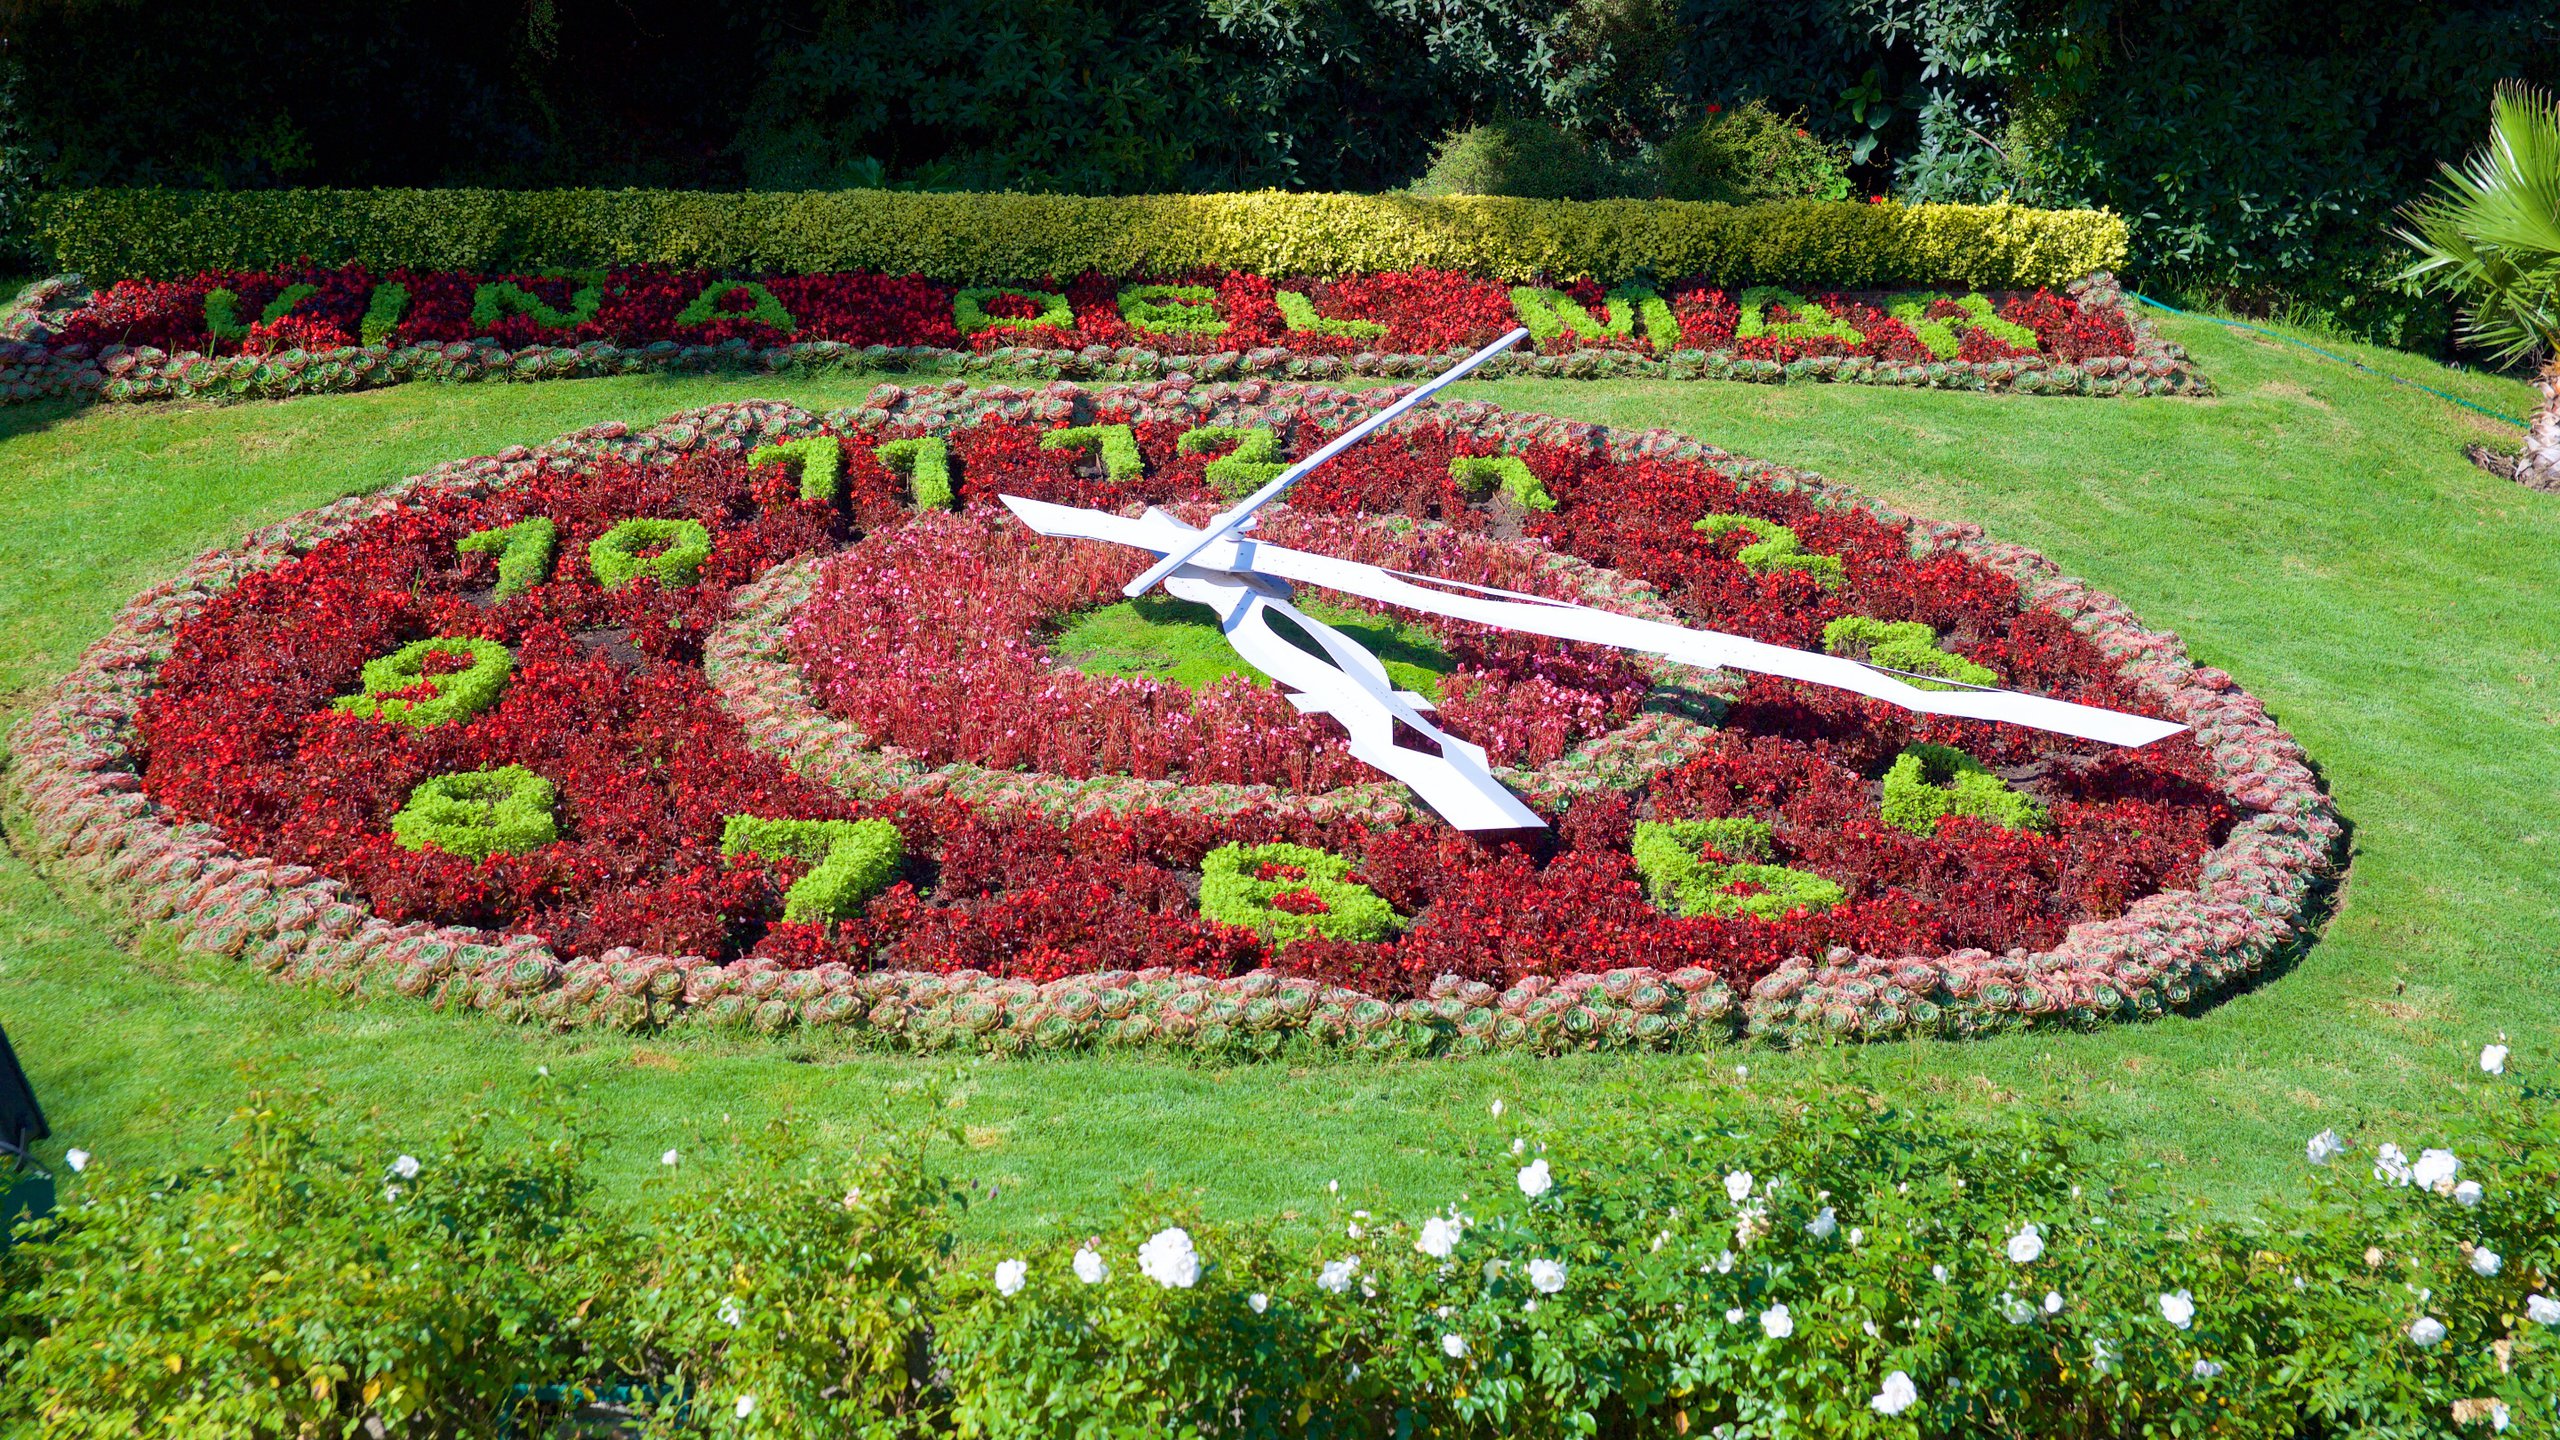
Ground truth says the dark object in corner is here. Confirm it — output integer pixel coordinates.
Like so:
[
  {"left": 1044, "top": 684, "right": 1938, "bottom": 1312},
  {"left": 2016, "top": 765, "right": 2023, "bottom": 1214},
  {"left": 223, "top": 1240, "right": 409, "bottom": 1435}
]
[{"left": 0, "top": 1020, "right": 48, "bottom": 1158}]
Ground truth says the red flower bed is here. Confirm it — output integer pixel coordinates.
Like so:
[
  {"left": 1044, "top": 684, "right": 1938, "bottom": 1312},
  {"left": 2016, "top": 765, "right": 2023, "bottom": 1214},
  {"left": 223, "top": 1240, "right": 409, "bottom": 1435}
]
[
  {"left": 55, "top": 261, "right": 2143, "bottom": 366},
  {"left": 122, "top": 394, "right": 2232, "bottom": 1002}
]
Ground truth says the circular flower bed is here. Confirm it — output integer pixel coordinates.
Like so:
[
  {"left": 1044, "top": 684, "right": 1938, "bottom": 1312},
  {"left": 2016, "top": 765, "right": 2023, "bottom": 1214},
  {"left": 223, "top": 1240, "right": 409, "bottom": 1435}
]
[{"left": 1, "top": 382, "right": 2339, "bottom": 1054}]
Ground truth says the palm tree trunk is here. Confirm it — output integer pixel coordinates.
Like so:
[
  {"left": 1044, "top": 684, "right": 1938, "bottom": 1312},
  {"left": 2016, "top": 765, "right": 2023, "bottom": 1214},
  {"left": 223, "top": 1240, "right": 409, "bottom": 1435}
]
[{"left": 2520, "top": 359, "right": 2560, "bottom": 492}]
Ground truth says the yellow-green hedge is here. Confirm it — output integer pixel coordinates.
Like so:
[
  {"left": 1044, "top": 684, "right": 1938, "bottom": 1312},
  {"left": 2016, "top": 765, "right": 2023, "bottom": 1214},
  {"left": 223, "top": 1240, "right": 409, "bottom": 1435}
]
[{"left": 29, "top": 188, "right": 2127, "bottom": 288}]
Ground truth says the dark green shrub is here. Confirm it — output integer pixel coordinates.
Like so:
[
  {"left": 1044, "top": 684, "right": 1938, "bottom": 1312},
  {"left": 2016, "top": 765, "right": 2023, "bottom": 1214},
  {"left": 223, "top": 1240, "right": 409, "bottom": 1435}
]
[
  {"left": 0, "top": 1088, "right": 639, "bottom": 1438},
  {"left": 1653, "top": 100, "right": 1852, "bottom": 203},
  {"left": 1411, "top": 119, "right": 1623, "bottom": 201}
]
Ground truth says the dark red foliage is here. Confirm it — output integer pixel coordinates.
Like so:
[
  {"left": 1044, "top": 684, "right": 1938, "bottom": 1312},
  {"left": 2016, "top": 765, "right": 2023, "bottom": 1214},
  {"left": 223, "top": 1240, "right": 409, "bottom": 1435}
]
[{"left": 135, "top": 406, "right": 2223, "bottom": 997}]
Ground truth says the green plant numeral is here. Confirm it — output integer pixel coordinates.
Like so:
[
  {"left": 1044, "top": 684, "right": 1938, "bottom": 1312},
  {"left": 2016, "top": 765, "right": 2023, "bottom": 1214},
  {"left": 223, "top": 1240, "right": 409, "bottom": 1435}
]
[
  {"left": 1041, "top": 424, "right": 1143, "bottom": 483},
  {"left": 1885, "top": 292, "right": 2042, "bottom": 359},
  {"left": 1880, "top": 743, "right": 2048, "bottom": 835},
  {"left": 720, "top": 815, "right": 905, "bottom": 923},
  {"left": 1820, "top": 616, "right": 1999, "bottom": 690},
  {"left": 392, "top": 765, "right": 558, "bottom": 861},
  {"left": 1694, "top": 513, "right": 1844, "bottom": 587},
  {"left": 1734, "top": 287, "right": 1864, "bottom": 346},
  {"left": 205, "top": 282, "right": 318, "bottom": 343},
  {"left": 1449, "top": 454, "right": 1556, "bottom": 511},
  {"left": 1119, "top": 284, "right": 1227, "bottom": 337},
  {"left": 359, "top": 282, "right": 410, "bottom": 347},
  {"left": 333, "top": 636, "right": 514, "bottom": 728},
  {"left": 1511, "top": 282, "right": 1678, "bottom": 354},
  {"left": 1630, "top": 817, "right": 1845, "bottom": 919},
  {"left": 871, "top": 437, "right": 955, "bottom": 509},
  {"left": 955, "top": 287, "right": 1073, "bottom": 336},
  {"left": 470, "top": 272, "right": 604, "bottom": 332},
  {"left": 457, "top": 517, "right": 559, "bottom": 601},
  {"left": 1273, "top": 289, "right": 1389, "bottom": 341},
  {"left": 748, "top": 437, "right": 843, "bottom": 502},
  {"left": 589, "top": 518, "right": 712, "bottom": 590},
  {"left": 1177, "top": 426, "right": 1285, "bottom": 497},
  {"left": 675, "top": 280, "right": 796, "bottom": 333},
  {"left": 1199, "top": 842, "right": 1402, "bottom": 948}
]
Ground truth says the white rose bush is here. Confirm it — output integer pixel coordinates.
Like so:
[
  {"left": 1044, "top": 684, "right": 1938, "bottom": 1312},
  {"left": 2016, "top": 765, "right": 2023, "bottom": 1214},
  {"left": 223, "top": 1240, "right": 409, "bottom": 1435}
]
[{"left": 10, "top": 1052, "right": 2560, "bottom": 1436}]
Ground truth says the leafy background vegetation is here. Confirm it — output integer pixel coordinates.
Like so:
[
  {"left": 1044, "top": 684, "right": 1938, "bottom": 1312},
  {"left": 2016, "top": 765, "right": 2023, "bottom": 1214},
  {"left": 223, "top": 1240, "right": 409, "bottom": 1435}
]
[{"left": 1, "top": 0, "right": 2554, "bottom": 345}]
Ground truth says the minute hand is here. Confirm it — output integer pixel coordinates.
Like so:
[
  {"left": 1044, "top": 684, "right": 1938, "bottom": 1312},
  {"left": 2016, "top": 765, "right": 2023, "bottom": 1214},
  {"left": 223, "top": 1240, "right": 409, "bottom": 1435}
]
[{"left": 1120, "top": 326, "right": 1530, "bottom": 598}]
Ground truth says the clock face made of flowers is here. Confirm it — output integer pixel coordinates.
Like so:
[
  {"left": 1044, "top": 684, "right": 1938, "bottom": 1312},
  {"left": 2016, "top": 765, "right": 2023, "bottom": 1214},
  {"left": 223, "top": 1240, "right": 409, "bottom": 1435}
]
[{"left": 4, "top": 382, "right": 2341, "bottom": 1054}]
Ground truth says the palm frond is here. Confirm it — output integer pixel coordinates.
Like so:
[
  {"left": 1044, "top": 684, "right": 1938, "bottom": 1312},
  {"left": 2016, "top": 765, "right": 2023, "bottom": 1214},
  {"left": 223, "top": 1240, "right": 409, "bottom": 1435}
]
[{"left": 2395, "top": 82, "right": 2560, "bottom": 366}]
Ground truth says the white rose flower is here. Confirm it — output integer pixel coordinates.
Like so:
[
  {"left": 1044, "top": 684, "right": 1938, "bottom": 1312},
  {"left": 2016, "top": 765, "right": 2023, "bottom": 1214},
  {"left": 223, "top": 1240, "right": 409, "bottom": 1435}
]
[
  {"left": 2454, "top": 1180, "right": 2484, "bottom": 1207},
  {"left": 2373, "top": 1144, "right": 2411, "bottom": 1185},
  {"left": 2006, "top": 1223, "right": 2045, "bottom": 1264},
  {"left": 2158, "top": 1289, "right": 2194, "bottom": 1328},
  {"left": 2482, "top": 1043, "right": 2509, "bottom": 1075},
  {"left": 1441, "top": 1332, "right": 1467, "bottom": 1358},
  {"left": 2494, "top": 1401, "right": 2512, "bottom": 1432},
  {"left": 2412, "top": 1149, "right": 2460, "bottom": 1190},
  {"left": 2192, "top": 1359, "right": 2223, "bottom": 1381},
  {"left": 2470, "top": 1245, "right": 2503, "bottom": 1277},
  {"left": 660, "top": 1149, "right": 680, "bottom": 1167},
  {"left": 1525, "top": 1257, "right": 1567, "bottom": 1293},
  {"left": 1416, "top": 1215, "right": 1463, "bottom": 1259},
  {"left": 1932, "top": 1263, "right": 1949, "bottom": 1283},
  {"left": 1999, "top": 1293, "right": 2039, "bottom": 1326},
  {"left": 733, "top": 1395, "right": 755, "bottom": 1419},
  {"left": 1517, "top": 1159, "right": 1553, "bottom": 1198},
  {"left": 718, "top": 1296, "right": 744, "bottom": 1327},
  {"left": 2043, "top": 1291, "right": 2064, "bottom": 1315},
  {"left": 2526, "top": 1293, "right": 2560, "bottom": 1326},
  {"left": 1490, "top": 1099, "right": 1504, "bottom": 1117},
  {"left": 995, "top": 1259, "right": 1028, "bottom": 1297},
  {"left": 1806, "top": 1206, "right": 1838, "bottom": 1241},
  {"left": 1510, "top": 1138, "right": 1527, "bottom": 1156},
  {"left": 2408, "top": 1315, "right": 2447, "bottom": 1347},
  {"left": 1073, "top": 1245, "right": 1108, "bottom": 1285},
  {"left": 1724, "top": 1170, "right": 1755, "bottom": 1205},
  {"left": 2306, "top": 1129, "right": 2345, "bottom": 1166},
  {"left": 1870, "top": 1370, "right": 1918, "bottom": 1416},
  {"left": 1714, "top": 1250, "right": 1735, "bottom": 1274},
  {"left": 1759, "top": 1303, "right": 1793, "bottom": 1338},
  {"left": 1726, "top": 1307, "right": 1746, "bottom": 1323},
  {"left": 1248, "top": 1292, "right": 1269, "bottom": 1313},
  {"left": 1318, "top": 1257, "right": 1359, "bottom": 1294},
  {"left": 391, "top": 1154, "right": 421, "bottom": 1181},
  {"left": 1849, "top": 1227, "right": 1864, "bottom": 1246},
  {"left": 63, "top": 1148, "right": 89, "bottom": 1173}
]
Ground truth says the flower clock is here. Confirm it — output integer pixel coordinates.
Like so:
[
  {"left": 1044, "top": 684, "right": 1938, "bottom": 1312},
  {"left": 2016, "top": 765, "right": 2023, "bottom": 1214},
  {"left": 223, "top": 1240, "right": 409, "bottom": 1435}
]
[{"left": 2, "top": 380, "right": 2338, "bottom": 1056}]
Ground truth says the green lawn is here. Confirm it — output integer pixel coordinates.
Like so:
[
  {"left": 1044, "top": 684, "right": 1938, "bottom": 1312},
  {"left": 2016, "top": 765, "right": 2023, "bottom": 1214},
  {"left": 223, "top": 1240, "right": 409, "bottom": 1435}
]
[{"left": 1, "top": 314, "right": 2552, "bottom": 1242}]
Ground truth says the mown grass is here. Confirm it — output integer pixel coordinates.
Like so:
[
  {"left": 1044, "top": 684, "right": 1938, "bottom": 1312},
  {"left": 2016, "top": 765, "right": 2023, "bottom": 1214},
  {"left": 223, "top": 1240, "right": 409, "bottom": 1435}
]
[{"left": 1, "top": 313, "right": 2552, "bottom": 1241}]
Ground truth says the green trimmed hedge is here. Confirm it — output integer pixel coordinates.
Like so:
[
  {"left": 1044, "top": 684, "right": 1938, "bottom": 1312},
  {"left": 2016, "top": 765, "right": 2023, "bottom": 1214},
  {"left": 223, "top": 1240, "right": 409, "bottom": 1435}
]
[
  {"left": 29, "top": 188, "right": 2128, "bottom": 287},
  {"left": 718, "top": 815, "right": 905, "bottom": 923},
  {"left": 588, "top": 518, "right": 711, "bottom": 590}
]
